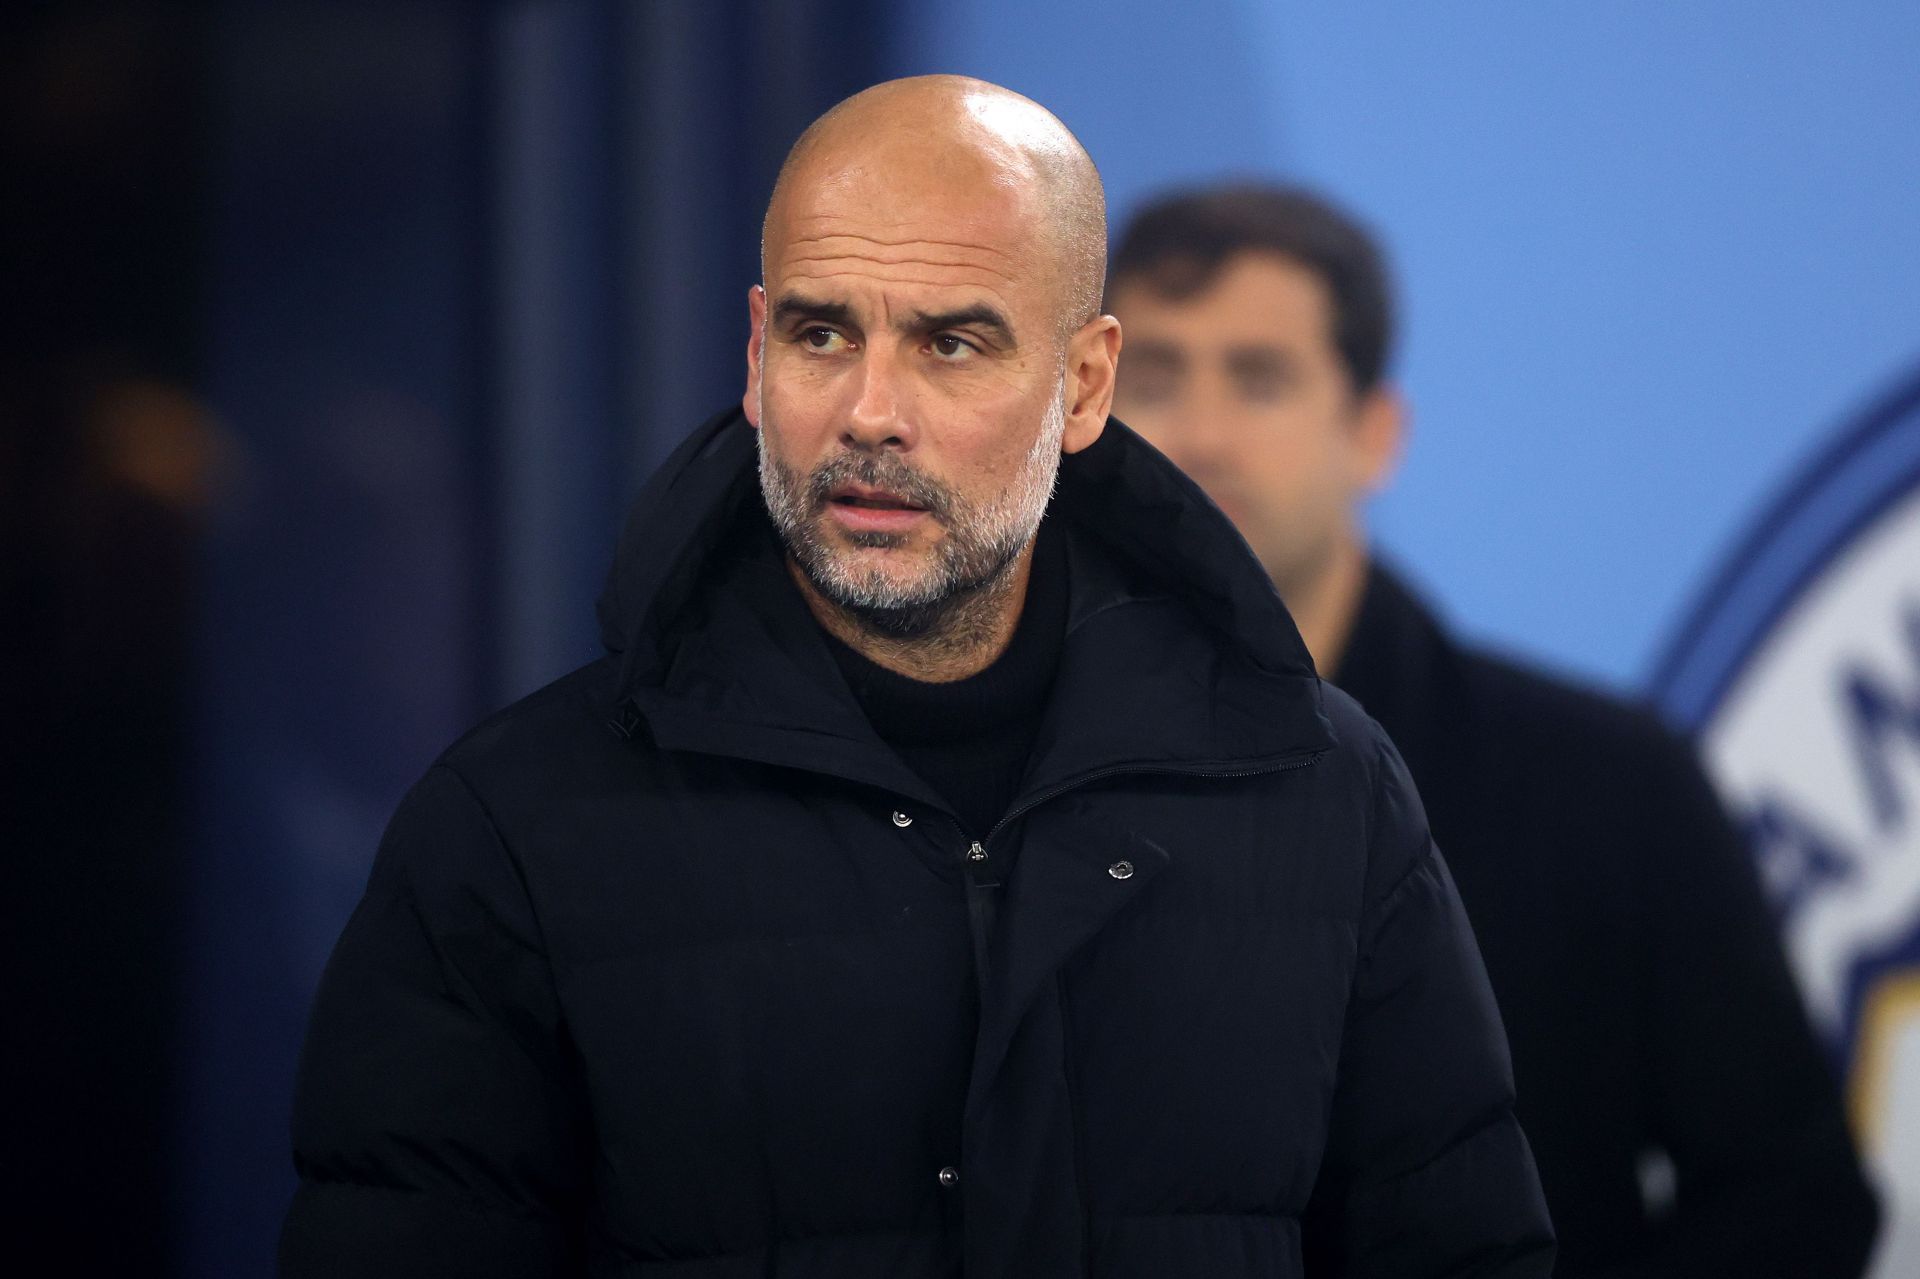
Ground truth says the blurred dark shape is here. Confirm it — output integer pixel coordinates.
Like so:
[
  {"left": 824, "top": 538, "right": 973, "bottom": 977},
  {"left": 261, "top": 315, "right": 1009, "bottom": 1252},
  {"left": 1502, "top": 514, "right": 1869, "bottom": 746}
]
[
  {"left": 1, "top": 1, "right": 900, "bottom": 1273},
  {"left": 175, "top": 4, "right": 896, "bottom": 1276},
  {"left": 0, "top": 4, "right": 211, "bottom": 1274}
]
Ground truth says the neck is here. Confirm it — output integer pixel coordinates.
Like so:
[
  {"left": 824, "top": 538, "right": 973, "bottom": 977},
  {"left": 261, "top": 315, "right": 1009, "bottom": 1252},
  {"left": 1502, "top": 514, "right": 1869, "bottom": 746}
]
[
  {"left": 1282, "top": 529, "right": 1370, "bottom": 678},
  {"left": 789, "top": 545, "right": 1037, "bottom": 683}
]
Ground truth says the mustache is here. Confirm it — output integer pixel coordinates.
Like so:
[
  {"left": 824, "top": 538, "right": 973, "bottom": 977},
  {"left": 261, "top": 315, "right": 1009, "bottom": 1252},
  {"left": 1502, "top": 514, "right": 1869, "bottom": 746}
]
[{"left": 803, "top": 451, "right": 953, "bottom": 520}]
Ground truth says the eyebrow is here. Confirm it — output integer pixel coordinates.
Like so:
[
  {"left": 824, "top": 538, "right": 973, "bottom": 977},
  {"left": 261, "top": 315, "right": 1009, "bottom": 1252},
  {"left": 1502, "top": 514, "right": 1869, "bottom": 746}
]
[
  {"left": 769, "top": 293, "right": 1017, "bottom": 348},
  {"left": 770, "top": 294, "right": 856, "bottom": 330},
  {"left": 904, "top": 304, "right": 1016, "bottom": 347},
  {"left": 1223, "top": 345, "right": 1297, "bottom": 376}
]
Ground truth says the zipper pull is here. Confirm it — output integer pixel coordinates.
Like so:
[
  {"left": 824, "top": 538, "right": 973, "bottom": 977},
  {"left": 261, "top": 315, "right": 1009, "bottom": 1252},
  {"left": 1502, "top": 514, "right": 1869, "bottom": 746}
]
[{"left": 966, "top": 841, "right": 988, "bottom": 863}]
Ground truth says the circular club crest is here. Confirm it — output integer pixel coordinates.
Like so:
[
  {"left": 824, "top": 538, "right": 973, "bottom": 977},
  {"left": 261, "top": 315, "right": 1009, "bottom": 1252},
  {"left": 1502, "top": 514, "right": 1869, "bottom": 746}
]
[{"left": 1654, "top": 362, "right": 1920, "bottom": 1276}]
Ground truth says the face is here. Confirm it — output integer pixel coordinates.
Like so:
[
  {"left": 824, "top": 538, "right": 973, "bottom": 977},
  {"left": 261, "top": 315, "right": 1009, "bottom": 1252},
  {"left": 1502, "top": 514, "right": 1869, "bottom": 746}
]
[
  {"left": 1109, "top": 251, "right": 1398, "bottom": 599},
  {"left": 746, "top": 145, "right": 1116, "bottom": 635}
]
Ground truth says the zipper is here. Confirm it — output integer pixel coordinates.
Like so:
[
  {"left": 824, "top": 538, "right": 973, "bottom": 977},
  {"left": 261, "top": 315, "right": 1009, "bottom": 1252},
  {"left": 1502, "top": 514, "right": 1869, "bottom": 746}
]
[
  {"left": 1056, "top": 969, "right": 1094, "bottom": 1274},
  {"left": 960, "top": 752, "right": 1320, "bottom": 1267}
]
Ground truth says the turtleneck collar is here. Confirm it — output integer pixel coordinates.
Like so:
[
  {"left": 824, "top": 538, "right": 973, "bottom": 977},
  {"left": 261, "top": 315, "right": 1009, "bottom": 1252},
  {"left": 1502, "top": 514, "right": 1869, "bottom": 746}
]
[{"left": 819, "top": 520, "right": 1067, "bottom": 749}]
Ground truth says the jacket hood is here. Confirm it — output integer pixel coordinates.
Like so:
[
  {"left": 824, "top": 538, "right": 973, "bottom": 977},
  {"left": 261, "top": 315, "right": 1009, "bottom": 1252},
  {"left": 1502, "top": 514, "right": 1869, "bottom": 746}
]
[{"left": 596, "top": 409, "right": 1332, "bottom": 797}]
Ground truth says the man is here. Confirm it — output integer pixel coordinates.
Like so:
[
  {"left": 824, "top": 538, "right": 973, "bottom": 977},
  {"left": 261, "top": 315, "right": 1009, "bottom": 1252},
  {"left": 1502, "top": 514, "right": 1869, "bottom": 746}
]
[
  {"left": 1106, "top": 183, "right": 1880, "bottom": 1277},
  {"left": 282, "top": 81, "right": 1553, "bottom": 1277}
]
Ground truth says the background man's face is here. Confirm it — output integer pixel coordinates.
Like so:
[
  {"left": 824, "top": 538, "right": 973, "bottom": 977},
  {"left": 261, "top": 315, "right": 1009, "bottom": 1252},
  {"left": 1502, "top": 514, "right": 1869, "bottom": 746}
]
[
  {"left": 1110, "top": 251, "right": 1392, "bottom": 600},
  {"left": 747, "top": 153, "right": 1070, "bottom": 625}
]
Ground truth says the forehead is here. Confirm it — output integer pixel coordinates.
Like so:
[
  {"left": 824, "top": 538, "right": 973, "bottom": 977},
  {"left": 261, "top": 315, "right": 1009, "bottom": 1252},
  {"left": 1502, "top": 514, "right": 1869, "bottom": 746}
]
[
  {"left": 1117, "top": 251, "right": 1335, "bottom": 350},
  {"left": 767, "top": 148, "right": 1054, "bottom": 315}
]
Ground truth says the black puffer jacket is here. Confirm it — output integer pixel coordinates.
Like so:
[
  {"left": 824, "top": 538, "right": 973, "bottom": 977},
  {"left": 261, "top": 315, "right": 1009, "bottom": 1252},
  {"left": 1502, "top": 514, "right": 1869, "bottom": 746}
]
[{"left": 281, "top": 411, "right": 1554, "bottom": 1277}]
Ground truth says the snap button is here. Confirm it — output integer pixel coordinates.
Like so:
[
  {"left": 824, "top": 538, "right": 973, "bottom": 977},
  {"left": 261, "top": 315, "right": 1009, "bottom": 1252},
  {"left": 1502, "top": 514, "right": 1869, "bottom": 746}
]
[
  {"left": 937, "top": 1165, "right": 960, "bottom": 1188},
  {"left": 891, "top": 810, "right": 913, "bottom": 828},
  {"left": 1107, "top": 860, "right": 1135, "bottom": 880}
]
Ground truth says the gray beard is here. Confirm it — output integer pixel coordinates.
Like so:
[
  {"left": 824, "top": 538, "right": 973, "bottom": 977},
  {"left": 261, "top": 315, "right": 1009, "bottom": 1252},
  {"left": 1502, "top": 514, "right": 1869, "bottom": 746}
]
[{"left": 755, "top": 392, "right": 1065, "bottom": 643}]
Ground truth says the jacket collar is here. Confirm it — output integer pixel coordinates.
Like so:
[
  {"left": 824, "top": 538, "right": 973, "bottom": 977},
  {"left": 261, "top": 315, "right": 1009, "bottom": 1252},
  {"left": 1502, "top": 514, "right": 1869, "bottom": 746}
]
[{"left": 598, "top": 409, "right": 1333, "bottom": 804}]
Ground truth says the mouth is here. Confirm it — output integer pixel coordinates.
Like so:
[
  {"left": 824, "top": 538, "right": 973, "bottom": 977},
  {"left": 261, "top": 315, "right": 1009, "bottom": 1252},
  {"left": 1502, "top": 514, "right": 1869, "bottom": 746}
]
[
  {"left": 830, "top": 483, "right": 926, "bottom": 510},
  {"left": 825, "top": 483, "right": 931, "bottom": 534}
]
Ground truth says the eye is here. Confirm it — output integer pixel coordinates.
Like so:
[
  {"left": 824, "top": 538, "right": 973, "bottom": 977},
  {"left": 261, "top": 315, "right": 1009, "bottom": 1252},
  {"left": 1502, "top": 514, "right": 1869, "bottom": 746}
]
[
  {"left": 801, "top": 326, "right": 850, "bottom": 353},
  {"left": 1225, "top": 350, "right": 1295, "bottom": 403},
  {"left": 1121, "top": 379, "right": 1174, "bottom": 407},
  {"left": 930, "top": 333, "right": 974, "bottom": 360},
  {"left": 1233, "top": 367, "right": 1289, "bottom": 403}
]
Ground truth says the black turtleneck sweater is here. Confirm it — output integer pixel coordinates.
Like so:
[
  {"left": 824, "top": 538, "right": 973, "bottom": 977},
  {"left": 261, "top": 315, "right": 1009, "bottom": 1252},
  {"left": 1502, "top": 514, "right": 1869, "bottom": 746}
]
[{"left": 820, "top": 522, "right": 1067, "bottom": 843}]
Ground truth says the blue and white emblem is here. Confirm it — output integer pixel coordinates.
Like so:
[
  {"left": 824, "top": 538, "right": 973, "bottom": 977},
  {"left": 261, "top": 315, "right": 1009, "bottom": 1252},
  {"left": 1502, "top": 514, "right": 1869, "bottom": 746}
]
[{"left": 1655, "top": 363, "right": 1920, "bottom": 1277}]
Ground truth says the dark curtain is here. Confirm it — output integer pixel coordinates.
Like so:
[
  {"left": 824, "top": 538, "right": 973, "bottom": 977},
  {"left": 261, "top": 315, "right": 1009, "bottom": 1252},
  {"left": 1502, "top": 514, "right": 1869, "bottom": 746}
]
[
  {"left": 179, "top": 3, "right": 892, "bottom": 1276},
  {"left": 1, "top": 4, "right": 208, "bottom": 1273}
]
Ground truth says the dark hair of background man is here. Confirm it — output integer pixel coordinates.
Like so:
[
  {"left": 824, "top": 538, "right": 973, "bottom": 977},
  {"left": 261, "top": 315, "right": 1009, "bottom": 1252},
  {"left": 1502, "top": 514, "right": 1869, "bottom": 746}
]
[{"left": 1108, "top": 184, "right": 1396, "bottom": 396}]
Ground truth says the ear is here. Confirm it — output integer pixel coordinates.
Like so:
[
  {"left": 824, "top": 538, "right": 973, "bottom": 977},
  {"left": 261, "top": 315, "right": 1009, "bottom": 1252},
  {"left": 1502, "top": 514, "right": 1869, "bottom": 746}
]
[
  {"left": 742, "top": 285, "right": 768, "bottom": 427},
  {"left": 1060, "top": 314, "right": 1123, "bottom": 455},
  {"left": 1351, "top": 383, "right": 1406, "bottom": 493}
]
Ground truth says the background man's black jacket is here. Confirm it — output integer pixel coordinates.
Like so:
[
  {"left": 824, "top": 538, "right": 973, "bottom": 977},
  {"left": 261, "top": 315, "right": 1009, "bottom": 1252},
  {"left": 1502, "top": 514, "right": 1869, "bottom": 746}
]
[
  {"left": 1337, "top": 565, "right": 1879, "bottom": 1278},
  {"left": 280, "top": 412, "right": 1553, "bottom": 1277}
]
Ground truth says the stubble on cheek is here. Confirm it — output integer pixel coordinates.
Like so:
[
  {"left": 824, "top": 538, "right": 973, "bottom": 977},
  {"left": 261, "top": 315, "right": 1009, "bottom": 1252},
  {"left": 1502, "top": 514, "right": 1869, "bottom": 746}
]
[
  {"left": 755, "top": 426, "right": 952, "bottom": 610},
  {"left": 753, "top": 369, "right": 1067, "bottom": 635}
]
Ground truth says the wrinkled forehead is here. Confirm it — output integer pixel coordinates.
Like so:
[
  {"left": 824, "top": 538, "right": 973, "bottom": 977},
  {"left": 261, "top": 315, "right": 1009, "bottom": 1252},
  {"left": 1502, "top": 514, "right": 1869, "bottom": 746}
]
[{"left": 766, "top": 140, "right": 1056, "bottom": 306}]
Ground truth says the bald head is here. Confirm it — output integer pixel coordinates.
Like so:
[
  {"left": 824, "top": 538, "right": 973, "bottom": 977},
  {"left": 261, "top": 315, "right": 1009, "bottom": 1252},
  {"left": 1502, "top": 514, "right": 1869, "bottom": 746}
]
[{"left": 763, "top": 76, "right": 1107, "bottom": 341}]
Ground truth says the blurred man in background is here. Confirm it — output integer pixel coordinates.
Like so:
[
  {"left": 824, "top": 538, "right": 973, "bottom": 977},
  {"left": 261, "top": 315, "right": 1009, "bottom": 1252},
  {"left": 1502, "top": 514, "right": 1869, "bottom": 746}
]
[{"left": 1106, "top": 182, "right": 1880, "bottom": 1277}]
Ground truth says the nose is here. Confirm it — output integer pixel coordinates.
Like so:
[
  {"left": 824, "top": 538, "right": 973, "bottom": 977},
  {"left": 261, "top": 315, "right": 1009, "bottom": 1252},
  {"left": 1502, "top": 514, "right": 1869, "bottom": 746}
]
[
  {"left": 1185, "top": 413, "right": 1234, "bottom": 469},
  {"left": 844, "top": 345, "right": 915, "bottom": 451}
]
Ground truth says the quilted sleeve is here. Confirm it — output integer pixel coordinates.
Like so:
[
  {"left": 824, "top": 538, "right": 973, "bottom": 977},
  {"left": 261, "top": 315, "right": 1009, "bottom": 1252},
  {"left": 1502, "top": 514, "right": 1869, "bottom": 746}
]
[
  {"left": 279, "top": 764, "right": 590, "bottom": 1278},
  {"left": 1302, "top": 729, "right": 1555, "bottom": 1277}
]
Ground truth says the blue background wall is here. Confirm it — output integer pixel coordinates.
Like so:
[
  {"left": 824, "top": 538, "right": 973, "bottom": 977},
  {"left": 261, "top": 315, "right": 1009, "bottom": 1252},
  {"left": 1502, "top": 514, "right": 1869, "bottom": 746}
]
[{"left": 892, "top": 1, "right": 1920, "bottom": 688}]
